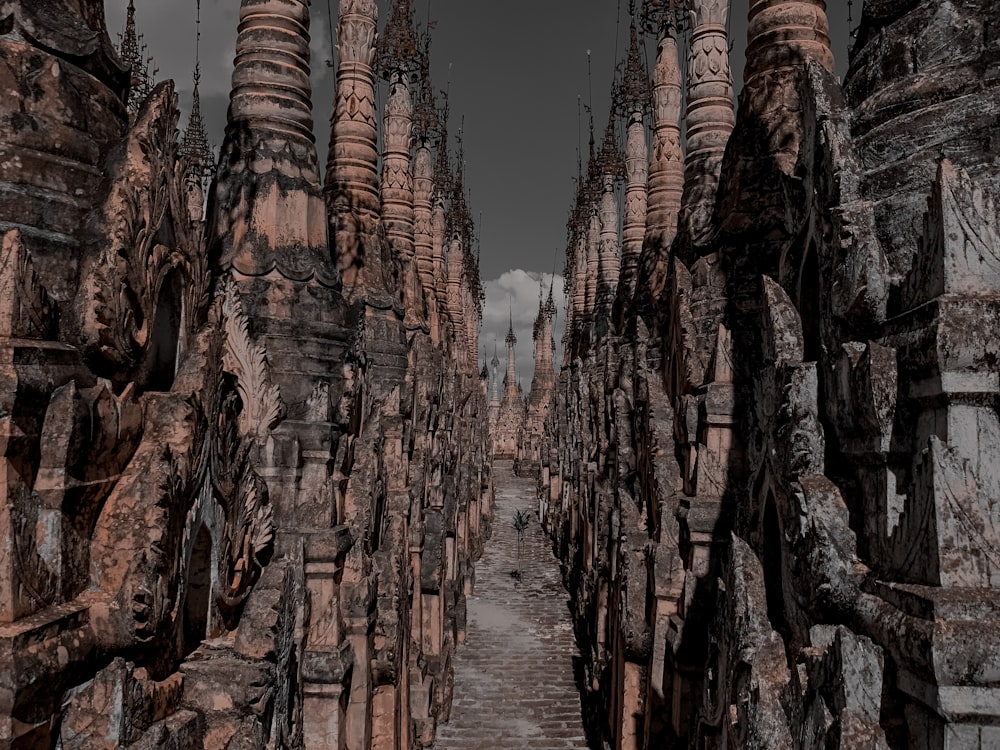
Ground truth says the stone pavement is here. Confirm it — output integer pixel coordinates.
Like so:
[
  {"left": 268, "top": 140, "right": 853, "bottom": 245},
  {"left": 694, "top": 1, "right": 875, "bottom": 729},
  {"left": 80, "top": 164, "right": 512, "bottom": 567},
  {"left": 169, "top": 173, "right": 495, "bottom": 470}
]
[{"left": 430, "top": 461, "right": 591, "bottom": 750}]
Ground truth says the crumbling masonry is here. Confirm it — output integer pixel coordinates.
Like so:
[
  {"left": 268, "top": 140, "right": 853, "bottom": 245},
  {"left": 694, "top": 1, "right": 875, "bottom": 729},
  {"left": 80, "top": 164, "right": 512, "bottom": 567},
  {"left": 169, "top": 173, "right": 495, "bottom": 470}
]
[
  {"left": 0, "top": 0, "right": 491, "bottom": 747},
  {"left": 543, "top": 0, "right": 1000, "bottom": 748}
]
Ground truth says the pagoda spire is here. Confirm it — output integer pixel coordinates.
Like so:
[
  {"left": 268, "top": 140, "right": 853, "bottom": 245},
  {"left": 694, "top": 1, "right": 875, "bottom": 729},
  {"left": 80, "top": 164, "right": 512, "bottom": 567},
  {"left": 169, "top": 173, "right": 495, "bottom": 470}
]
[
  {"left": 328, "top": 0, "right": 381, "bottom": 291},
  {"left": 744, "top": 0, "right": 833, "bottom": 175},
  {"left": 679, "top": 0, "right": 736, "bottom": 248},
  {"left": 634, "top": 6, "right": 684, "bottom": 311},
  {"left": 504, "top": 301, "right": 518, "bottom": 401},
  {"left": 209, "top": 0, "right": 331, "bottom": 282},
  {"left": 376, "top": 0, "right": 421, "bottom": 325},
  {"left": 595, "top": 112, "right": 623, "bottom": 323},
  {"left": 413, "top": 32, "right": 442, "bottom": 343},
  {"left": 118, "top": 0, "right": 158, "bottom": 118},
  {"left": 179, "top": 0, "right": 214, "bottom": 211},
  {"left": 618, "top": 9, "right": 650, "bottom": 304}
]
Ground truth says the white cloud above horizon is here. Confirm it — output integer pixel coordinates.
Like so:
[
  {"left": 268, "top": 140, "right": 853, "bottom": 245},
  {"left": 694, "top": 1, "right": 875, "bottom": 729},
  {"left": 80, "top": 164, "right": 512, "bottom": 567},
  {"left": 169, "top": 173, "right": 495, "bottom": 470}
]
[{"left": 479, "top": 269, "right": 567, "bottom": 393}]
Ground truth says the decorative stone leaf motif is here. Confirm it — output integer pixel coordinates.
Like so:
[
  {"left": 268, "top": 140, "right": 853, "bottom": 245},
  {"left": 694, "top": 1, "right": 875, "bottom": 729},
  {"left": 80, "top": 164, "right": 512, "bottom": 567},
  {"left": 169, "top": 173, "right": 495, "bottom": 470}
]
[
  {"left": 83, "top": 81, "right": 210, "bottom": 371},
  {"left": 219, "top": 277, "right": 286, "bottom": 444},
  {"left": 0, "top": 230, "right": 57, "bottom": 339},
  {"left": 10, "top": 483, "right": 57, "bottom": 610}
]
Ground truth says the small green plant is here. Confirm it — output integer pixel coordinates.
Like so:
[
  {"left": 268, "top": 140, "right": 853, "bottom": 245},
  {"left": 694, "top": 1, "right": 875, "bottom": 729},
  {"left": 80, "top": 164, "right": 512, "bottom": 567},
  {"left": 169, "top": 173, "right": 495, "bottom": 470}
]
[{"left": 512, "top": 508, "right": 531, "bottom": 580}]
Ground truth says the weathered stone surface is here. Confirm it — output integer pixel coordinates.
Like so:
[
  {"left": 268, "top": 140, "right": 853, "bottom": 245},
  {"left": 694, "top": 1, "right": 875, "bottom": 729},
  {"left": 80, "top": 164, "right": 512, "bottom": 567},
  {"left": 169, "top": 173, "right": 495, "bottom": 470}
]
[
  {"left": 542, "top": 1, "right": 1000, "bottom": 749},
  {"left": 0, "top": 1, "right": 491, "bottom": 748}
]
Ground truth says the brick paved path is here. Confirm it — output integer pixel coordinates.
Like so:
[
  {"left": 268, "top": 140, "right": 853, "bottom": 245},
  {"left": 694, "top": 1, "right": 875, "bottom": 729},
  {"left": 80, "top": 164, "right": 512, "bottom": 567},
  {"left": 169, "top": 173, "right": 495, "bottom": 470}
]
[{"left": 431, "top": 461, "right": 591, "bottom": 750}]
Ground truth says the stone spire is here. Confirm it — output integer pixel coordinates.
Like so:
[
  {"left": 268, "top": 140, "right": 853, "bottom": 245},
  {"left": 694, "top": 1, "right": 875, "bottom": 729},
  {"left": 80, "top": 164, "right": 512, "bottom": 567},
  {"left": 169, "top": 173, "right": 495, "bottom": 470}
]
[
  {"left": 413, "top": 36, "right": 441, "bottom": 342},
  {"left": 446, "top": 235, "right": 466, "bottom": 368},
  {"left": 619, "top": 15, "right": 650, "bottom": 301},
  {"left": 644, "top": 19, "right": 684, "bottom": 256},
  {"left": 490, "top": 340, "right": 502, "bottom": 405},
  {"left": 679, "top": 0, "right": 735, "bottom": 248},
  {"left": 432, "top": 95, "right": 452, "bottom": 341},
  {"left": 179, "top": 69, "right": 212, "bottom": 182},
  {"left": 584, "top": 203, "right": 601, "bottom": 322},
  {"left": 504, "top": 307, "right": 518, "bottom": 402},
  {"left": 0, "top": 0, "right": 128, "bottom": 301},
  {"left": 209, "top": 0, "right": 331, "bottom": 282},
  {"left": 375, "top": 0, "right": 421, "bottom": 322},
  {"left": 327, "top": 0, "right": 381, "bottom": 289},
  {"left": 580, "top": 111, "right": 600, "bottom": 326},
  {"left": 595, "top": 116, "right": 623, "bottom": 321},
  {"left": 179, "top": 0, "right": 214, "bottom": 220},
  {"left": 449, "top": 124, "right": 479, "bottom": 371},
  {"left": 746, "top": 0, "right": 833, "bottom": 87},
  {"left": 118, "top": 0, "right": 158, "bottom": 118},
  {"left": 532, "top": 284, "right": 556, "bottom": 391},
  {"left": 525, "top": 279, "right": 557, "bottom": 472}
]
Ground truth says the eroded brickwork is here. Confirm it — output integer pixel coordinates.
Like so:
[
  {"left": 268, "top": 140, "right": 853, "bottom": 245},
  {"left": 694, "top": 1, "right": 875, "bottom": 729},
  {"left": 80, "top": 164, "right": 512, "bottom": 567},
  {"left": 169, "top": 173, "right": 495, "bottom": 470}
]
[
  {"left": 0, "top": 1, "right": 490, "bottom": 748},
  {"left": 542, "top": 1, "right": 1000, "bottom": 748}
]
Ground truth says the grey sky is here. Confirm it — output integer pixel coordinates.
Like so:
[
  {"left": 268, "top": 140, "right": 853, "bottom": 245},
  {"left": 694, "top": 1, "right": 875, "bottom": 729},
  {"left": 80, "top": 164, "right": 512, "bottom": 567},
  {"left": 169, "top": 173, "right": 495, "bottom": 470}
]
[{"left": 105, "top": 1, "right": 853, "bottom": 383}]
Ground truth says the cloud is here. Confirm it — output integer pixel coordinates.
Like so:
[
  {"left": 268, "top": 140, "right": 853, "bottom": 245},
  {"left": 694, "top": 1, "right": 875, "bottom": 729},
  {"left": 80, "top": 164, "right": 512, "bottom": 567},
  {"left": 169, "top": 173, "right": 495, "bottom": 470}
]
[{"left": 479, "top": 270, "right": 567, "bottom": 392}]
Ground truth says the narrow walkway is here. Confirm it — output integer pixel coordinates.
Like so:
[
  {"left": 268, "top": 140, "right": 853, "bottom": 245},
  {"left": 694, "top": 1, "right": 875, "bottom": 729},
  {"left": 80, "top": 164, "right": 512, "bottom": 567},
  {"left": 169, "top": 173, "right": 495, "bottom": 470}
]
[{"left": 431, "top": 461, "right": 590, "bottom": 750}]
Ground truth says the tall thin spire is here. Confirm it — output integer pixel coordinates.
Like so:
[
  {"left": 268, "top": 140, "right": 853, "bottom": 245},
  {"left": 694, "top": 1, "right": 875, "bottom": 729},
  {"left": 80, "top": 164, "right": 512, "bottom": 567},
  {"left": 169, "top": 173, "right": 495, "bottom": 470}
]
[
  {"left": 617, "top": 13, "right": 650, "bottom": 301},
  {"left": 504, "top": 299, "right": 518, "bottom": 400},
  {"left": 179, "top": 0, "right": 214, "bottom": 186},
  {"left": 118, "top": 0, "right": 158, "bottom": 118},
  {"left": 595, "top": 113, "right": 622, "bottom": 320},
  {"left": 376, "top": 0, "right": 420, "bottom": 323}
]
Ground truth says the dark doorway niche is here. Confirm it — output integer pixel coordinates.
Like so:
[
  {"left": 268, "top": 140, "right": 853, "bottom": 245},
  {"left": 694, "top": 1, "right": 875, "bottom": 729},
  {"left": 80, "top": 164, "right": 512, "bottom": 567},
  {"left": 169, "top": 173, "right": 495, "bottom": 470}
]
[
  {"left": 145, "top": 269, "right": 184, "bottom": 392},
  {"left": 184, "top": 523, "right": 212, "bottom": 656},
  {"left": 798, "top": 243, "right": 821, "bottom": 363}
]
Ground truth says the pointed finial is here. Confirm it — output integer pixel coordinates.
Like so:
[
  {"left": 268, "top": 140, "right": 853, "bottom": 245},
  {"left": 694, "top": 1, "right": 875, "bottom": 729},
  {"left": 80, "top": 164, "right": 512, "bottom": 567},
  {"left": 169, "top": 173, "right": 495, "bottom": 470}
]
[
  {"left": 180, "top": 0, "right": 214, "bottom": 183},
  {"left": 375, "top": 0, "right": 420, "bottom": 79},
  {"left": 119, "top": 0, "right": 158, "bottom": 117}
]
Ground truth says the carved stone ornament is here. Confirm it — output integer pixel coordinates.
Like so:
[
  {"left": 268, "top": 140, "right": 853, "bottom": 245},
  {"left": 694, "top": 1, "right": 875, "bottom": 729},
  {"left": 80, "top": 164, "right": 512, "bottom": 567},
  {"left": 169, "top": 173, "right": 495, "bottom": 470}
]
[
  {"left": 0, "top": 230, "right": 58, "bottom": 339},
  {"left": 80, "top": 81, "right": 209, "bottom": 377}
]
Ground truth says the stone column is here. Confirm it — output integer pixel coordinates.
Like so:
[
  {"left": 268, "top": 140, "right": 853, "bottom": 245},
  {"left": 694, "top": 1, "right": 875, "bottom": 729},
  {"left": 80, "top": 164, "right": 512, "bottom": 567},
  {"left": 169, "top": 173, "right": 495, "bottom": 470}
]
[
  {"left": 328, "top": 0, "right": 379, "bottom": 288},
  {"left": 746, "top": 0, "right": 833, "bottom": 86},
  {"left": 213, "top": 0, "right": 330, "bottom": 279},
  {"left": 382, "top": 73, "right": 421, "bottom": 329},
  {"left": 584, "top": 205, "right": 601, "bottom": 319},
  {"left": 432, "top": 195, "right": 449, "bottom": 340},
  {"left": 0, "top": 2, "right": 126, "bottom": 302},
  {"left": 679, "top": 0, "right": 735, "bottom": 247},
  {"left": 414, "top": 142, "right": 439, "bottom": 341},
  {"left": 504, "top": 323, "right": 518, "bottom": 403},
  {"left": 446, "top": 237, "right": 466, "bottom": 368},
  {"left": 620, "top": 23, "right": 649, "bottom": 300},
  {"left": 571, "top": 215, "right": 588, "bottom": 341},
  {"left": 644, "top": 29, "right": 684, "bottom": 254},
  {"left": 598, "top": 171, "right": 621, "bottom": 314},
  {"left": 744, "top": 0, "right": 833, "bottom": 174}
]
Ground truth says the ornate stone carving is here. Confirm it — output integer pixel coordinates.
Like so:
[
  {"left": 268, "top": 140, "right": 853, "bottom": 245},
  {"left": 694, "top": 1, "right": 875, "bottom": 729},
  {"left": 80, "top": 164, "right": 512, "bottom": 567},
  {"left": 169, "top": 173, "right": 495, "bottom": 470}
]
[
  {"left": 679, "top": 0, "right": 735, "bottom": 247},
  {"left": 329, "top": 0, "right": 381, "bottom": 290},
  {"left": 81, "top": 81, "right": 209, "bottom": 380},
  {"left": 0, "top": 230, "right": 57, "bottom": 340},
  {"left": 637, "top": 29, "right": 684, "bottom": 310},
  {"left": 219, "top": 277, "right": 286, "bottom": 445}
]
